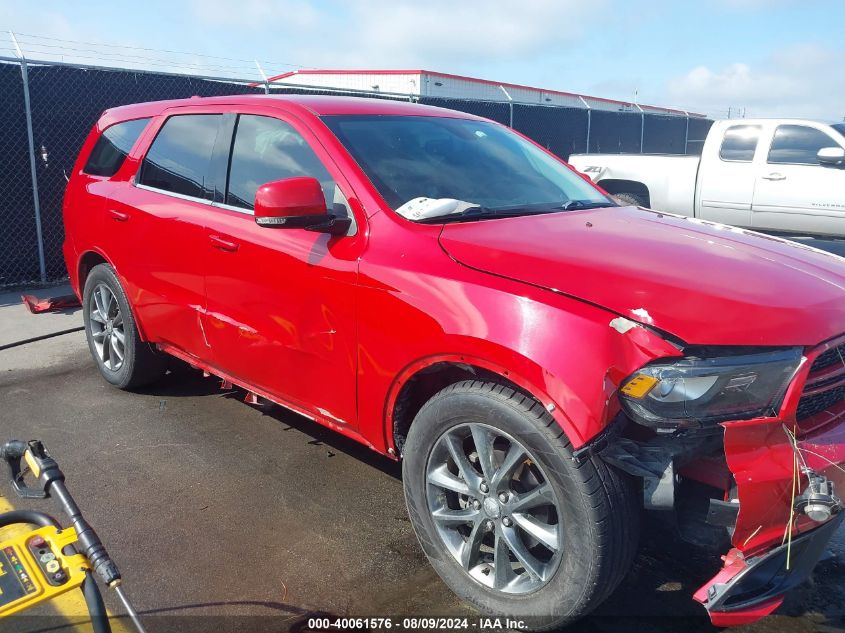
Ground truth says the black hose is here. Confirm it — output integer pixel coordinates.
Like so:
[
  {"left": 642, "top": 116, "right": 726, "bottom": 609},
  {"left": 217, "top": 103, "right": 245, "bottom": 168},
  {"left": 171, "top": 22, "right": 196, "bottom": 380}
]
[
  {"left": 82, "top": 572, "right": 112, "bottom": 633},
  {"left": 0, "top": 509, "right": 59, "bottom": 528}
]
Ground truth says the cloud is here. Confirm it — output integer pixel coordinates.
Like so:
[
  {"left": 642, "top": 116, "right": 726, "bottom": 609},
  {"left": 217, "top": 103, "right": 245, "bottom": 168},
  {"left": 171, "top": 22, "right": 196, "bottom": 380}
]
[
  {"left": 187, "top": 0, "right": 320, "bottom": 30},
  {"left": 666, "top": 43, "right": 844, "bottom": 119},
  {"left": 188, "top": 0, "right": 608, "bottom": 71}
]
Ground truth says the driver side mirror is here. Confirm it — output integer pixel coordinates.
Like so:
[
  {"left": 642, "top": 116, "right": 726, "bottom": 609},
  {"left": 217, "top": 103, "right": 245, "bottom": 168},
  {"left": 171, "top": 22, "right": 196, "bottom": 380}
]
[
  {"left": 817, "top": 147, "right": 845, "bottom": 168},
  {"left": 254, "top": 176, "right": 351, "bottom": 236}
]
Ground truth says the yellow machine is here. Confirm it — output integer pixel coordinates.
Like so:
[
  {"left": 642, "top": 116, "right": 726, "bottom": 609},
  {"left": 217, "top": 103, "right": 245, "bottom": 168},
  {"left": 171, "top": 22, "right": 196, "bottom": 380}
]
[
  {"left": 0, "top": 525, "right": 89, "bottom": 615},
  {"left": 0, "top": 440, "right": 146, "bottom": 633}
]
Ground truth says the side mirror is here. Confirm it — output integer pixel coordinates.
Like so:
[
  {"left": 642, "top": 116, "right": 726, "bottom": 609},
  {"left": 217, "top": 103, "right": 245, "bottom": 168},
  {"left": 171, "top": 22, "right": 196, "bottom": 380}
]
[
  {"left": 817, "top": 147, "right": 845, "bottom": 168},
  {"left": 254, "top": 176, "right": 351, "bottom": 235}
]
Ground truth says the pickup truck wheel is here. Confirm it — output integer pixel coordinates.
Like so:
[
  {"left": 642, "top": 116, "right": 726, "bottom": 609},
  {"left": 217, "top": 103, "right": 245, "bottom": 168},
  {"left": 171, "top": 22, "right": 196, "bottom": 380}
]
[
  {"left": 82, "top": 263, "right": 166, "bottom": 390},
  {"left": 402, "top": 381, "right": 639, "bottom": 630},
  {"left": 612, "top": 192, "right": 646, "bottom": 207}
]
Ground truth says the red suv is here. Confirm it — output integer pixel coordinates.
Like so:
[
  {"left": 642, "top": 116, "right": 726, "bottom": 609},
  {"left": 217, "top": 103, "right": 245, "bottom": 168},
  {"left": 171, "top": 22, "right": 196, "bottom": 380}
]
[{"left": 64, "top": 95, "right": 845, "bottom": 628}]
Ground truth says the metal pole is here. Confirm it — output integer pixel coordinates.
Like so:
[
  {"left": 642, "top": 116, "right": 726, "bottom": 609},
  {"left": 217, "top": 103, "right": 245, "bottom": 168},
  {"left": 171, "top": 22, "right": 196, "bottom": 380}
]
[
  {"left": 683, "top": 111, "right": 690, "bottom": 155},
  {"left": 578, "top": 96, "right": 591, "bottom": 153},
  {"left": 254, "top": 60, "right": 270, "bottom": 94},
  {"left": 635, "top": 104, "right": 645, "bottom": 154},
  {"left": 10, "top": 31, "right": 46, "bottom": 283},
  {"left": 499, "top": 85, "right": 514, "bottom": 127}
]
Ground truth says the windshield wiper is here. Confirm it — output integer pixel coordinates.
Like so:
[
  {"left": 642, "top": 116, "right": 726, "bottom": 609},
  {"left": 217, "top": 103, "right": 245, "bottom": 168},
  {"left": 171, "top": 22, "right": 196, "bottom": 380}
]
[
  {"left": 559, "top": 199, "right": 617, "bottom": 211},
  {"left": 416, "top": 200, "right": 615, "bottom": 224},
  {"left": 415, "top": 205, "right": 545, "bottom": 224}
]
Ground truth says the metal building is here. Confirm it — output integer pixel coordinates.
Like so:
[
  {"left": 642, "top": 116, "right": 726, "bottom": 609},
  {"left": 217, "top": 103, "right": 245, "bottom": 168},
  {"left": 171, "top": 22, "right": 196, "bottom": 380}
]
[{"left": 263, "top": 69, "right": 706, "bottom": 118}]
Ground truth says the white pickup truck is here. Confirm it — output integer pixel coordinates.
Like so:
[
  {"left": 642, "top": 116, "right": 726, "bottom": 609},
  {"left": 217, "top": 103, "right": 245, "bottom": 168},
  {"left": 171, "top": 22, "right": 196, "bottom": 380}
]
[{"left": 569, "top": 119, "right": 845, "bottom": 237}]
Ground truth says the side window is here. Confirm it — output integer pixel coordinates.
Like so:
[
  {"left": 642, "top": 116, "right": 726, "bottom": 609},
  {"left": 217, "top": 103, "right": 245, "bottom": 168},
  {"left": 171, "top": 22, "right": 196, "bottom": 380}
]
[
  {"left": 768, "top": 125, "right": 841, "bottom": 165},
  {"left": 719, "top": 125, "right": 760, "bottom": 162},
  {"left": 226, "top": 115, "right": 338, "bottom": 211},
  {"left": 83, "top": 118, "right": 150, "bottom": 177},
  {"left": 139, "top": 114, "right": 221, "bottom": 199}
]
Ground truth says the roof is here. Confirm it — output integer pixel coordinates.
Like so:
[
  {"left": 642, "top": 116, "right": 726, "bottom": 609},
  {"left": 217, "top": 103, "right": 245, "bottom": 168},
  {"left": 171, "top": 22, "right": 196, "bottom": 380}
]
[
  {"left": 100, "top": 94, "right": 485, "bottom": 124},
  {"left": 259, "top": 69, "right": 706, "bottom": 118}
]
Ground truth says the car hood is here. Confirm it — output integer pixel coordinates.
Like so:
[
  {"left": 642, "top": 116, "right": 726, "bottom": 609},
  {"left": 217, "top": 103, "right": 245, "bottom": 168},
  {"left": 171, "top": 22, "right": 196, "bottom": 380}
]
[{"left": 438, "top": 206, "right": 845, "bottom": 346}]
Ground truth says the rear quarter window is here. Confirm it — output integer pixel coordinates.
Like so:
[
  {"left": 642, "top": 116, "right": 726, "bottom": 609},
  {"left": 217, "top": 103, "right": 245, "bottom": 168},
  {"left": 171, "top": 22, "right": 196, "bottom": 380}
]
[
  {"left": 719, "top": 125, "right": 760, "bottom": 162},
  {"left": 139, "top": 114, "right": 221, "bottom": 199},
  {"left": 83, "top": 118, "right": 150, "bottom": 177}
]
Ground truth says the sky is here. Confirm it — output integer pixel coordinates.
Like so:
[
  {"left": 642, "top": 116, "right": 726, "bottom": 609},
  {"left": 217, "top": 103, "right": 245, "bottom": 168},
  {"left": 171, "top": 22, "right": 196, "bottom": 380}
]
[{"left": 0, "top": 0, "right": 842, "bottom": 120}]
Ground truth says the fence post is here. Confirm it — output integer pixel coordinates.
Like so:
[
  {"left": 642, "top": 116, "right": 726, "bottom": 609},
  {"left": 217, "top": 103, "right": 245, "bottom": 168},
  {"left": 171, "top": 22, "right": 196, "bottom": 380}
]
[
  {"left": 10, "top": 32, "right": 47, "bottom": 283},
  {"left": 634, "top": 104, "right": 645, "bottom": 154},
  {"left": 578, "top": 96, "right": 591, "bottom": 153},
  {"left": 498, "top": 85, "right": 514, "bottom": 127}
]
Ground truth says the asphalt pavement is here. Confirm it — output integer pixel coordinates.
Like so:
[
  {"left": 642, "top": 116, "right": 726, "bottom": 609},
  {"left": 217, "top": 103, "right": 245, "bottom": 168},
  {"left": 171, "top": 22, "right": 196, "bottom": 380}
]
[{"left": 0, "top": 286, "right": 843, "bottom": 633}]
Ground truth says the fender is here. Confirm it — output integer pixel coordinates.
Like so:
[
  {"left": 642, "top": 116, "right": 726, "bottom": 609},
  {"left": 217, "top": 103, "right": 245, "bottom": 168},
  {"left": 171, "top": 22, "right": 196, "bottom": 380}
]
[{"left": 383, "top": 352, "right": 577, "bottom": 456}]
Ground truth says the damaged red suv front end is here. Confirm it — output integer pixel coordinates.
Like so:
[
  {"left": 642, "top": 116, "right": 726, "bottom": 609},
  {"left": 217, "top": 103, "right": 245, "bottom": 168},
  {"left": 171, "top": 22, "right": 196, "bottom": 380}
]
[
  {"left": 694, "top": 335, "right": 845, "bottom": 625},
  {"left": 607, "top": 333, "right": 845, "bottom": 626}
]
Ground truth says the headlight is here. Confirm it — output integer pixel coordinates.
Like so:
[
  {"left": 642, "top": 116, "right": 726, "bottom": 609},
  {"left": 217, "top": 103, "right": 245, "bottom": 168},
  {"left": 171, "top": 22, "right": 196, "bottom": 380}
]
[{"left": 619, "top": 348, "right": 803, "bottom": 430}]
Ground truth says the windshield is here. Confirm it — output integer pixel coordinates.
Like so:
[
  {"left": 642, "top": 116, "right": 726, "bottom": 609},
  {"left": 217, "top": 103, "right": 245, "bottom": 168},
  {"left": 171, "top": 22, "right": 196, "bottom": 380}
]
[
  {"left": 322, "top": 115, "right": 611, "bottom": 220},
  {"left": 833, "top": 123, "right": 845, "bottom": 140}
]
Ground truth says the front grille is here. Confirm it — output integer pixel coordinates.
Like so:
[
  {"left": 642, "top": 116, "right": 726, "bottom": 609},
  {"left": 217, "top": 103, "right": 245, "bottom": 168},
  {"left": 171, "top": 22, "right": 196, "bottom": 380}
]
[
  {"left": 797, "top": 385, "right": 845, "bottom": 420},
  {"left": 796, "top": 341, "right": 845, "bottom": 428},
  {"left": 810, "top": 344, "right": 845, "bottom": 372}
]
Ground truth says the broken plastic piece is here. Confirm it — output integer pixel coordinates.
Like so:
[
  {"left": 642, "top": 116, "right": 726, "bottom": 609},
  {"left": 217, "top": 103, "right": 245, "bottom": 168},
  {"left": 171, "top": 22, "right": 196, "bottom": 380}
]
[
  {"left": 394, "top": 197, "right": 475, "bottom": 220},
  {"left": 21, "top": 293, "right": 81, "bottom": 314},
  {"left": 609, "top": 316, "right": 639, "bottom": 334}
]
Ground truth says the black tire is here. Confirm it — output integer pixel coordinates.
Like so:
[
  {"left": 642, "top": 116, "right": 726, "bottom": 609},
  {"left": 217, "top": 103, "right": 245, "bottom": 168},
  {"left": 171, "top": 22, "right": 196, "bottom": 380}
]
[
  {"left": 402, "top": 381, "right": 639, "bottom": 630},
  {"left": 612, "top": 192, "right": 647, "bottom": 208},
  {"left": 82, "top": 263, "right": 166, "bottom": 390}
]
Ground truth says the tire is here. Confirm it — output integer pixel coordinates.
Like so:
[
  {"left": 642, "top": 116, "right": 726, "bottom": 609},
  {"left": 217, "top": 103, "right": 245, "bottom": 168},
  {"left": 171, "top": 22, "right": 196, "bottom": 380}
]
[
  {"left": 612, "top": 192, "right": 647, "bottom": 208},
  {"left": 402, "top": 381, "right": 638, "bottom": 630},
  {"left": 82, "top": 263, "right": 166, "bottom": 390}
]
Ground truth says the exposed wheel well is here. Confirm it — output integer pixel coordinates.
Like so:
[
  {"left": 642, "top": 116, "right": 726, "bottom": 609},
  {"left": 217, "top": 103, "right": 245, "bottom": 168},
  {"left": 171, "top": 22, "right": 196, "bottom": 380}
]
[
  {"left": 391, "top": 362, "right": 543, "bottom": 456},
  {"left": 78, "top": 252, "right": 108, "bottom": 291},
  {"left": 597, "top": 179, "right": 650, "bottom": 206}
]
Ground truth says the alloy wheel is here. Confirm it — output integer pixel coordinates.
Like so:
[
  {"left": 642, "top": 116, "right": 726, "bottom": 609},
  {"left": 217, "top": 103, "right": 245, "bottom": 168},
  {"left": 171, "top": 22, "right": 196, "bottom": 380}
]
[
  {"left": 425, "top": 423, "right": 563, "bottom": 594},
  {"left": 88, "top": 283, "right": 126, "bottom": 371}
]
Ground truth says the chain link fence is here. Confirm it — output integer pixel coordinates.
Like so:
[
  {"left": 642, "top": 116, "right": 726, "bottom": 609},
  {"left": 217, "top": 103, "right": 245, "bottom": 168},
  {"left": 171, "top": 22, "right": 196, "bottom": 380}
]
[{"left": 0, "top": 57, "right": 712, "bottom": 288}]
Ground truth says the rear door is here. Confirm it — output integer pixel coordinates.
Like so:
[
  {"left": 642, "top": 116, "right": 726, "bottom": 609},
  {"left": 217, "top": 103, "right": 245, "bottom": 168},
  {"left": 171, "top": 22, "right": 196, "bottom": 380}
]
[
  {"left": 695, "top": 123, "right": 762, "bottom": 227},
  {"left": 201, "top": 109, "right": 364, "bottom": 429},
  {"left": 112, "top": 110, "right": 223, "bottom": 359},
  {"left": 751, "top": 124, "right": 845, "bottom": 236}
]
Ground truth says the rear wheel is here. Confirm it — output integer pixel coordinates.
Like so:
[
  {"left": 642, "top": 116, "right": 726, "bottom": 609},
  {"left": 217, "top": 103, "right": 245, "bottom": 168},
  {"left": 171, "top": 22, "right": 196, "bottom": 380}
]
[
  {"left": 402, "top": 381, "right": 638, "bottom": 630},
  {"left": 83, "top": 264, "right": 166, "bottom": 389}
]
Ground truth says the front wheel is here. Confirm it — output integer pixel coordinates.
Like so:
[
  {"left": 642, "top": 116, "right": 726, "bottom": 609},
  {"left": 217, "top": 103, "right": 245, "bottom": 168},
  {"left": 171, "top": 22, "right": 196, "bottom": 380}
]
[
  {"left": 402, "top": 381, "right": 639, "bottom": 630},
  {"left": 82, "top": 263, "right": 166, "bottom": 390}
]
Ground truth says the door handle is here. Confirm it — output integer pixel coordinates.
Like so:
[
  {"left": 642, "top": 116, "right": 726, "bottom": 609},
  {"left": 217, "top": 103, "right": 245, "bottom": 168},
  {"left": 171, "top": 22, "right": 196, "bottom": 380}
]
[
  {"left": 762, "top": 173, "right": 786, "bottom": 181},
  {"left": 108, "top": 209, "right": 130, "bottom": 222},
  {"left": 208, "top": 234, "right": 239, "bottom": 252}
]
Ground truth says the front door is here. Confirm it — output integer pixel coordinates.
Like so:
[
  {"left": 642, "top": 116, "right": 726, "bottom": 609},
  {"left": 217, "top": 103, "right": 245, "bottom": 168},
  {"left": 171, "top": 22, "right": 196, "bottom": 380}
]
[
  {"left": 202, "top": 111, "right": 363, "bottom": 429},
  {"left": 752, "top": 124, "right": 845, "bottom": 237}
]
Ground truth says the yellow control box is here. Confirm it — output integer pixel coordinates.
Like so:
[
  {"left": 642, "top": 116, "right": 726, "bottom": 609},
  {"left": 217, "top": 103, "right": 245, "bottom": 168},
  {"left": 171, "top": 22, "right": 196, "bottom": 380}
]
[{"left": 0, "top": 525, "right": 89, "bottom": 617}]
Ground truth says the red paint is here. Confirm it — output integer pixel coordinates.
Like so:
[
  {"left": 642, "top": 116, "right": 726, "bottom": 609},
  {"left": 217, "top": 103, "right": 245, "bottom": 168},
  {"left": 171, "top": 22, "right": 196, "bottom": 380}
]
[
  {"left": 254, "top": 177, "right": 326, "bottom": 218},
  {"left": 63, "top": 95, "right": 845, "bottom": 626}
]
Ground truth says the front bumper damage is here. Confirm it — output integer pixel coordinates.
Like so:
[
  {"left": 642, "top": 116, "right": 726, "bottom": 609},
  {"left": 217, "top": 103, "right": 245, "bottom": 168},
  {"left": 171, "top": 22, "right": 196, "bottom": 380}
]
[
  {"left": 596, "top": 332, "right": 845, "bottom": 626},
  {"left": 694, "top": 411, "right": 845, "bottom": 626}
]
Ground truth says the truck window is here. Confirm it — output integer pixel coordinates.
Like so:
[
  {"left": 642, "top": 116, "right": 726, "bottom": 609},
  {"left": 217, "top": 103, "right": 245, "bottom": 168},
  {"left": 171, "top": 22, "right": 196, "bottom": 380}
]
[
  {"left": 768, "top": 125, "right": 842, "bottom": 166},
  {"left": 139, "top": 114, "right": 221, "bottom": 199},
  {"left": 83, "top": 118, "right": 150, "bottom": 177},
  {"left": 225, "top": 115, "right": 338, "bottom": 212},
  {"left": 719, "top": 125, "right": 760, "bottom": 162}
]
